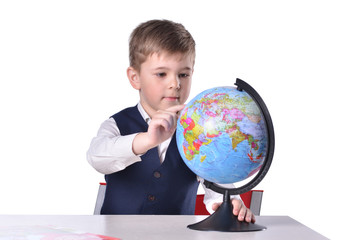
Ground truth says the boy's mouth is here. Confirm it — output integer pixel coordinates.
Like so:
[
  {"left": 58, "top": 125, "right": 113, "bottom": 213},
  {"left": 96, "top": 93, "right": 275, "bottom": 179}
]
[{"left": 163, "top": 96, "right": 179, "bottom": 101}]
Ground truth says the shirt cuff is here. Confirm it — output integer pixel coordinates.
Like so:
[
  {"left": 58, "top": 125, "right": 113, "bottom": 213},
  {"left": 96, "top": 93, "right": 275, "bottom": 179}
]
[
  {"left": 201, "top": 180, "right": 243, "bottom": 214},
  {"left": 107, "top": 133, "right": 142, "bottom": 172},
  {"left": 87, "top": 133, "right": 142, "bottom": 175},
  {"left": 111, "top": 133, "right": 139, "bottom": 157}
]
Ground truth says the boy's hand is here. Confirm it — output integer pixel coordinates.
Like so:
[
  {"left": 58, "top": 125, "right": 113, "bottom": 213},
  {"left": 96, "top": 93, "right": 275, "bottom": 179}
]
[
  {"left": 212, "top": 199, "right": 256, "bottom": 223},
  {"left": 132, "top": 104, "right": 185, "bottom": 155}
]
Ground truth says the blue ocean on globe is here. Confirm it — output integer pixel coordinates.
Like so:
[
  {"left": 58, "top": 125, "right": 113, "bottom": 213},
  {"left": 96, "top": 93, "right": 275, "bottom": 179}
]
[{"left": 176, "top": 86, "right": 268, "bottom": 184}]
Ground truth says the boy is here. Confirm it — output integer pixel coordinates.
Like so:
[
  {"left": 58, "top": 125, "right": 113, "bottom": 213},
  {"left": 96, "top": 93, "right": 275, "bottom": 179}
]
[{"left": 87, "top": 19, "right": 255, "bottom": 223}]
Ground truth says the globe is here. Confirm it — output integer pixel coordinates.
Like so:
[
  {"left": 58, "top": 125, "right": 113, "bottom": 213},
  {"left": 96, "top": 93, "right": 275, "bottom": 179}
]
[
  {"left": 176, "top": 83, "right": 268, "bottom": 184},
  {"left": 176, "top": 79, "right": 274, "bottom": 232}
]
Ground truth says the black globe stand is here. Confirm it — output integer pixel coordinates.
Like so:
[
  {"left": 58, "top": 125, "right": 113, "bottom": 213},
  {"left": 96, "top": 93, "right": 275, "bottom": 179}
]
[{"left": 187, "top": 190, "right": 266, "bottom": 232}]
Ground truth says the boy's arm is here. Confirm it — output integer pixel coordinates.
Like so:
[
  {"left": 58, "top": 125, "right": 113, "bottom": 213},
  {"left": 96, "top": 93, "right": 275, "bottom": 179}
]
[
  {"left": 86, "top": 118, "right": 142, "bottom": 174},
  {"left": 87, "top": 104, "right": 185, "bottom": 174}
]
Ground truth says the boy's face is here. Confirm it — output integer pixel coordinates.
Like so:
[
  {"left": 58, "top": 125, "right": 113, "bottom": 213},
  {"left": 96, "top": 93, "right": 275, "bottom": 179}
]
[{"left": 128, "top": 51, "right": 194, "bottom": 118}]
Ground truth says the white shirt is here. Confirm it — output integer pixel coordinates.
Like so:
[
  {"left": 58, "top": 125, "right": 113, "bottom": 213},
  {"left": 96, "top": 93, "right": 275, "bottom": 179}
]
[{"left": 87, "top": 103, "right": 240, "bottom": 213}]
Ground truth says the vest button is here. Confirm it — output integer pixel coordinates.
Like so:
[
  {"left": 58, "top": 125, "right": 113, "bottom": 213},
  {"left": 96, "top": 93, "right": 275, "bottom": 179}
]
[
  {"left": 153, "top": 171, "right": 161, "bottom": 178},
  {"left": 148, "top": 195, "right": 156, "bottom": 201}
]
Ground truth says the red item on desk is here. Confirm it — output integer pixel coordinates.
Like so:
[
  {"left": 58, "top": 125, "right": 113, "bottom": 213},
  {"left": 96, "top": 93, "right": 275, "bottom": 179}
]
[{"left": 0, "top": 225, "right": 120, "bottom": 240}]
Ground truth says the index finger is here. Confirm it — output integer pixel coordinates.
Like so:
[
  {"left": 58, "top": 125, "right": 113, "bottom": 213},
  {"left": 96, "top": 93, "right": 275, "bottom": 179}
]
[{"left": 231, "top": 198, "right": 242, "bottom": 215}]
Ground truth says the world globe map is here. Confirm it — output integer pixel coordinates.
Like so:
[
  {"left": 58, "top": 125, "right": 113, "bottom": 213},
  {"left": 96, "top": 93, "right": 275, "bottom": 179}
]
[{"left": 176, "top": 86, "right": 268, "bottom": 184}]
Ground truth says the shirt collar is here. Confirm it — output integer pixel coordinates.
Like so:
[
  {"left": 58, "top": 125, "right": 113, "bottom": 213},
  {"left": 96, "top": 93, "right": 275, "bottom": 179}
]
[{"left": 137, "top": 102, "right": 151, "bottom": 124}]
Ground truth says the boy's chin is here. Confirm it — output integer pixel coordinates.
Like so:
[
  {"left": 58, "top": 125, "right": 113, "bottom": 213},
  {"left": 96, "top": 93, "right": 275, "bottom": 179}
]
[{"left": 159, "top": 101, "right": 181, "bottom": 110}]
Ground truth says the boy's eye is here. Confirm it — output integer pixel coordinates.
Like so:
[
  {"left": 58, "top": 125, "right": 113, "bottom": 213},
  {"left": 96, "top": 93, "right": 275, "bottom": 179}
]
[
  {"left": 179, "top": 73, "right": 189, "bottom": 78},
  {"left": 156, "top": 72, "right": 166, "bottom": 77}
]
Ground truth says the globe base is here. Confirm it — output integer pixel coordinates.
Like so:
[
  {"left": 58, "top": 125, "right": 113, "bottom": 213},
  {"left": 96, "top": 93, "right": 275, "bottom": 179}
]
[{"left": 188, "top": 190, "right": 266, "bottom": 232}]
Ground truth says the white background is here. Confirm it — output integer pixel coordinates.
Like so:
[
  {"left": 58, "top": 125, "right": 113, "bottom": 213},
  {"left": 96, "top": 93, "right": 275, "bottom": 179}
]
[{"left": 1, "top": 1, "right": 361, "bottom": 239}]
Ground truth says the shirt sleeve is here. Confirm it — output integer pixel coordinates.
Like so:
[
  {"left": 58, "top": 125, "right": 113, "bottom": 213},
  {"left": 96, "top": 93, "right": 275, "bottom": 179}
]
[
  {"left": 199, "top": 178, "right": 242, "bottom": 214},
  {"left": 86, "top": 118, "right": 142, "bottom": 174}
]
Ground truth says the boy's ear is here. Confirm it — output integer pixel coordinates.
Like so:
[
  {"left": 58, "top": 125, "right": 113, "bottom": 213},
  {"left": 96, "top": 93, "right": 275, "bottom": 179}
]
[{"left": 127, "top": 66, "right": 141, "bottom": 90}]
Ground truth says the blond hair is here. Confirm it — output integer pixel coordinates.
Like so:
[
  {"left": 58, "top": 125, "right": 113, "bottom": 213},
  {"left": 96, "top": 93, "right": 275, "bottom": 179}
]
[{"left": 129, "top": 19, "right": 195, "bottom": 71}]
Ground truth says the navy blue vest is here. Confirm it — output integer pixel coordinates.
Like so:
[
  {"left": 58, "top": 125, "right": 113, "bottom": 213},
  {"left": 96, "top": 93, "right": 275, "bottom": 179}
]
[{"left": 101, "top": 106, "right": 199, "bottom": 215}]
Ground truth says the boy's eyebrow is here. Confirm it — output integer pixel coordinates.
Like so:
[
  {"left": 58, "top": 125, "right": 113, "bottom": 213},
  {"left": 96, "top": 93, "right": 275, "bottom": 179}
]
[{"left": 153, "top": 66, "right": 193, "bottom": 71}]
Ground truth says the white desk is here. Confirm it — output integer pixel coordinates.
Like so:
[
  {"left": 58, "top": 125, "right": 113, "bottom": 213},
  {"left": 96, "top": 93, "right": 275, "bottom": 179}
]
[{"left": 0, "top": 215, "right": 328, "bottom": 240}]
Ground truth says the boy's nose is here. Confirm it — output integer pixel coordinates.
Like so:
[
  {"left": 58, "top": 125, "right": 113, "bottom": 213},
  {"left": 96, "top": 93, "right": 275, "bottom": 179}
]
[{"left": 169, "top": 76, "right": 181, "bottom": 89}]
